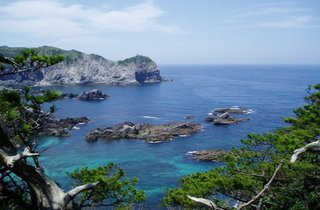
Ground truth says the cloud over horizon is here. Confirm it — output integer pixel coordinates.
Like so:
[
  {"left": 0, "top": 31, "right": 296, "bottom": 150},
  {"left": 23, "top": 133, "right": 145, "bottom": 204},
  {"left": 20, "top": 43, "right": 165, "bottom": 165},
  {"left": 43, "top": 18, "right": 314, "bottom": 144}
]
[
  {"left": 228, "top": 3, "right": 319, "bottom": 29},
  {"left": 0, "top": 0, "right": 181, "bottom": 40}
]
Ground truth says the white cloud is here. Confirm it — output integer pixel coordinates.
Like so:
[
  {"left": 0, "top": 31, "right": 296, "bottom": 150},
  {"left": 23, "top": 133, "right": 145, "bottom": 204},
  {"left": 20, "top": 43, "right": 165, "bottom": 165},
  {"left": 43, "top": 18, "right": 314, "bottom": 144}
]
[
  {"left": 0, "top": 0, "right": 181, "bottom": 39},
  {"left": 260, "top": 16, "right": 316, "bottom": 28},
  {"left": 227, "top": 3, "right": 318, "bottom": 29},
  {"left": 234, "top": 7, "right": 308, "bottom": 18}
]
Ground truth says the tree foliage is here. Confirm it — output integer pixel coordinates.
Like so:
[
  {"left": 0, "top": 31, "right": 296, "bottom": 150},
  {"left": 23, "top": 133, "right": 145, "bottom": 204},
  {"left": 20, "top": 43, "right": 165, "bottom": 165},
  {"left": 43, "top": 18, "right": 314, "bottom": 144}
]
[
  {"left": 69, "top": 163, "right": 145, "bottom": 208},
  {"left": 0, "top": 48, "right": 64, "bottom": 76},
  {"left": 0, "top": 49, "right": 145, "bottom": 209},
  {"left": 164, "top": 84, "right": 320, "bottom": 209}
]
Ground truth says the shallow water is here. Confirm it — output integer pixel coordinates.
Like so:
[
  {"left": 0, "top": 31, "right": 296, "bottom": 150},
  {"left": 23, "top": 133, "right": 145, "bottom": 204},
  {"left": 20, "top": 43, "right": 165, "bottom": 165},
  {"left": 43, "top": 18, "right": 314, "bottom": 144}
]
[{"left": 38, "top": 65, "right": 320, "bottom": 208}]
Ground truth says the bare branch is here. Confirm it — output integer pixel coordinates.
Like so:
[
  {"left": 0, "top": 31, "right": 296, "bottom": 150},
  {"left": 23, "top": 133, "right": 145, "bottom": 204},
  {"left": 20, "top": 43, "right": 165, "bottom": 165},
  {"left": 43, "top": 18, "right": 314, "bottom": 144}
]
[
  {"left": 65, "top": 182, "right": 99, "bottom": 202},
  {"left": 0, "top": 54, "right": 19, "bottom": 67},
  {"left": 187, "top": 195, "right": 224, "bottom": 210},
  {"left": 291, "top": 140, "right": 320, "bottom": 162},
  {"left": 236, "top": 161, "right": 284, "bottom": 210},
  {"left": 0, "top": 69, "right": 33, "bottom": 77},
  {"left": 0, "top": 147, "right": 39, "bottom": 168}
]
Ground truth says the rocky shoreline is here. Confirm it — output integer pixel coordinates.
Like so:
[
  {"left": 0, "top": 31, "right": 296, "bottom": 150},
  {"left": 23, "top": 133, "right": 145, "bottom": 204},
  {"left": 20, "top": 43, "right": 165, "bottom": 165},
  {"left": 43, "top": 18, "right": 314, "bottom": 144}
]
[
  {"left": 187, "top": 150, "right": 227, "bottom": 162},
  {"left": 85, "top": 121, "right": 202, "bottom": 143},
  {"left": 38, "top": 116, "right": 90, "bottom": 137}
]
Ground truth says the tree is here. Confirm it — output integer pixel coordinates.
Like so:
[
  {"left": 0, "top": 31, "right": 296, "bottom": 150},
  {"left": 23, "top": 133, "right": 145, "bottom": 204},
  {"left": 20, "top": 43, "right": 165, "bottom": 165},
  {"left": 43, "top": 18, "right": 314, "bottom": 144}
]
[
  {"left": 0, "top": 50, "right": 144, "bottom": 209},
  {"left": 68, "top": 163, "right": 145, "bottom": 208},
  {"left": 164, "top": 84, "right": 320, "bottom": 209}
]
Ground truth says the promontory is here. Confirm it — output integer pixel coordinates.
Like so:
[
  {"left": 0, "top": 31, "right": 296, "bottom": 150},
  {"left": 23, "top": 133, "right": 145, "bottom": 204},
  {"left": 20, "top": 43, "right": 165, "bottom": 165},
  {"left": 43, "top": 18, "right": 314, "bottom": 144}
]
[{"left": 0, "top": 46, "right": 163, "bottom": 86}]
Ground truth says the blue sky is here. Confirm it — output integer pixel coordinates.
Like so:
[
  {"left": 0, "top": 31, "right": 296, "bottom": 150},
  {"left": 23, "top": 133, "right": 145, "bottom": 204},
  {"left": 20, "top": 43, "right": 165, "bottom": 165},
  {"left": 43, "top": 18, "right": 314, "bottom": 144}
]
[{"left": 0, "top": 0, "right": 319, "bottom": 64}]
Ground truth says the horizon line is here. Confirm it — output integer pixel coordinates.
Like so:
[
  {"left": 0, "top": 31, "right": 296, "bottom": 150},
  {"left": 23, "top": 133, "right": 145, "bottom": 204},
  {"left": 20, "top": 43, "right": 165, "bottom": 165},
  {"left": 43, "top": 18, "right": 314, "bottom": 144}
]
[{"left": 158, "top": 63, "right": 320, "bottom": 66}]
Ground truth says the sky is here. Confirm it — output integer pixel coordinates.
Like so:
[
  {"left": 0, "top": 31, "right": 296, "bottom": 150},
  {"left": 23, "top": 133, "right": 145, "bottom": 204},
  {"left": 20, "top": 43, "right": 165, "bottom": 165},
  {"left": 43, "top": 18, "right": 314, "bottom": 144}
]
[{"left": 0, "top": 0, "right": 319, "bottom": 64}]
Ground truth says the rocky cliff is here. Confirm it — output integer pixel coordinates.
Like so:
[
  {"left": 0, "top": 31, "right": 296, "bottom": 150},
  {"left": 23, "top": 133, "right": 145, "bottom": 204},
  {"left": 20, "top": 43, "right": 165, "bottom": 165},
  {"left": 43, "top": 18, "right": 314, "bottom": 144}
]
[{"left": 0, "top": 46, "right": 162, "bottom": 86}]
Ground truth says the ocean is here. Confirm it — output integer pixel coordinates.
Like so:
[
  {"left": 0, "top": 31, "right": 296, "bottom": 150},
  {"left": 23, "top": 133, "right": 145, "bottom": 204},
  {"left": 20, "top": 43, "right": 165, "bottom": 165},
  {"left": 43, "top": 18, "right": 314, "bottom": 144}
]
[{"left": 37, "top": 65, "right": 320, "bottom": 208}]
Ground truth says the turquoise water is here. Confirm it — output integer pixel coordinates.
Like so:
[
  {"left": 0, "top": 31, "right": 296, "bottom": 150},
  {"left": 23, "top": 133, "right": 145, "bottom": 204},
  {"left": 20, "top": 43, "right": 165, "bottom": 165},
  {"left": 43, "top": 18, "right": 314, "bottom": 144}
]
[{"left": 38, "top": 65, "right": 320, "bottom": 208}]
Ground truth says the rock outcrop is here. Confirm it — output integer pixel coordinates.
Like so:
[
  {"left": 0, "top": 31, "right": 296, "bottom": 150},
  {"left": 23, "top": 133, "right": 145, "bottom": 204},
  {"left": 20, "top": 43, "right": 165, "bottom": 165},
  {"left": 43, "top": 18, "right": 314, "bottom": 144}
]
[
  {"left": 86, "top": 121, "right": 202, "bottom": 143},
  {"left": 38, "top": 116, "right": 90, "bottom": 137},
  {"left": 187, "top": 150, "right": 227, "bottom": 162},
  {"left": 60, "top": 93, "right": 78, "bottom": 99},
  {"left": 213, "top": 107, "right": 253, "bottom": 114},
  {"left": 205, "top": 112, "right": 250, "bottom": 125},
  {"left": 77, "top": 89, "right": 108, "bottom": 100},
  {"left": 205, "top": 107, "right": 252, "bottom": 125},
  {"left": 0, "top": 46, "right": 163, "bottom": 86}
]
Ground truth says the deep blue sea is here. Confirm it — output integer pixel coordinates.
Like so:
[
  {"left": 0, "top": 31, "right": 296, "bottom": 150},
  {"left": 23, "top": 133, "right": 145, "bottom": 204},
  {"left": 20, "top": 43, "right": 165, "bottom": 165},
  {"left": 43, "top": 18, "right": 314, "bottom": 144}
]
[{"left": 38, "top": 65, "right": 320, "bottom": 208}]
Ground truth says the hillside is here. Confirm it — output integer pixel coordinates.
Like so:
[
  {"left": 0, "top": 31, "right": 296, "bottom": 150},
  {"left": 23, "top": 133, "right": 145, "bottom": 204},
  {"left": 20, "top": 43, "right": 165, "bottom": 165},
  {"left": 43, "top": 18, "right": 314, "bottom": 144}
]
[{"left": 0, "top": 46, "right": 162, "bottom": 86}]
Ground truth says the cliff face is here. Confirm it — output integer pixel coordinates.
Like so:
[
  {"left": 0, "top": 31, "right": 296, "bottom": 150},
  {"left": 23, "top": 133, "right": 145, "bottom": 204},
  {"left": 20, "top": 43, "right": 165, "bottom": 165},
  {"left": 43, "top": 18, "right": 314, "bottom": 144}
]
[{"left": 0, "top": 46, "right": 162, "bottom": 86}]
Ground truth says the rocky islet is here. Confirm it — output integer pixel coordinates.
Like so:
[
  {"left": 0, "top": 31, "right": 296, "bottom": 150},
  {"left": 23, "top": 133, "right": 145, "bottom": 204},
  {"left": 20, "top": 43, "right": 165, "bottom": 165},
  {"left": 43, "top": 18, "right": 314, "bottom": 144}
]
[
  {"left": 85, "top": 121, "right": 202, "bottom": 143},
  {"left": 205, "top": 107, "right": 252, "bottom": 125},
  {"left": 187, "top": 150, "right": 227, "bottom": 162},
  {"left": 38, "top": 116, "right": 90, "bottom": 137}
]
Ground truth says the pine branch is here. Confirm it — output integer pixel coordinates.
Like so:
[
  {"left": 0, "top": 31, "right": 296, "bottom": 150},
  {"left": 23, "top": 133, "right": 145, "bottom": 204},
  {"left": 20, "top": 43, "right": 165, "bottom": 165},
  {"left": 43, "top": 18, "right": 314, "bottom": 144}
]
[
  {"left": 0, "top": 147, "right": 39, "bottom": 168},
  {"left": 187, "top": 195, "right": 225, "bottom": 210},
  {"left": 65, "top": 182, "right": 100, "bottom": 202},
  {"left": 236, "top": 161, "right": 284, "bottom": 210},
  {"left": 291, "top": 140, "right": 320, "bottom": 162}
]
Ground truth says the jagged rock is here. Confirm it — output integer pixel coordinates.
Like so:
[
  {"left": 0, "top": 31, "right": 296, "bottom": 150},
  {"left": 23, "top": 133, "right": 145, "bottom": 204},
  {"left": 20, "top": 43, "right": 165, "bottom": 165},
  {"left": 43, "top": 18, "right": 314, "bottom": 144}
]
[
  {"left": 77, "top": 89, "right": 108, "bottom": 100},
  {"left": 205, "top": 112, "right": 219, "bottom": 122},
  {"left": 212, "top": 112, "right": 250, "bottom": 125},
  {"left": 205, "top": 107, "right": 252, "bottom": 125},
  {"left": 213, "top": 107, "right": 252, "bottom": 114},
  {"left": 0, "top": 46, "right": 163, "bottom": 86},
  {"left": 85, "top": 121, "right": 202, "bottom": 143},
  {"left": 59, "top": 89, "right": 108, "bottom": 100},
  {"left": 39, "top": 116, "right": 90, "bottom": 137},
  {"left": 187, "top": 150, "right": 227, "bottom": 162},
  {"left": 60, "top": 93, "right": 78, "bottom": 99},
  {"left": 57, "top": 117, "right": 90, "bottom": 129}
]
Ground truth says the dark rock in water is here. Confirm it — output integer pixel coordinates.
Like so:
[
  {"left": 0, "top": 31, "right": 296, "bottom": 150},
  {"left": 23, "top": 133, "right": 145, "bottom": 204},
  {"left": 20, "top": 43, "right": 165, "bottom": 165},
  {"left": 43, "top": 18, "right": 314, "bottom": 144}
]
[
  {"left": 60, "top": 93, "right": 78, "bottom": 99},
  {"left": 212, "top": 112, "right": 250, "bottom": 125},
  {"left": 39, "top": 116, "right": 90, "bottom": 137},
  {"left": 77, "top": 89, "right": 108, "bottom": 100},
  {"left": 184, "top": 115, "right": 194, "bottom": 120},
  {"left": 205, "top": 112, "right": 219, "bottom": 122},
  {"left": 204, "top": 117, "right": 214, "bottom": 122},
  {"left": 85, "top": 121, "right": 202, "bottom": 143},
  {"left": 205, "top": 107, "right": 252, "bottom": 125},
  {"left": 187, "top": 150, "right": 227, "bottom": 162},
  {"left": 58, "top": 117, "right": 90, "bottom": 129},
  {"left": 213, "top": 107, "right": 252, "bottom": 114},
  {"left": 59, "top": 90, "right": 108, "bottom": 101}
]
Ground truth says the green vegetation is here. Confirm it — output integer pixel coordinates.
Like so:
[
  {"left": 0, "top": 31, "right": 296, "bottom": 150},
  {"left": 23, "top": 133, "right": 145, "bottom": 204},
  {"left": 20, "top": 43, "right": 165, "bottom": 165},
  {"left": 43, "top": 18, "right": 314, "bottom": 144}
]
[
  {"left": 69, "top": 163, "right": 145, "bottom": 208},
  {"left": 0, "top": 46, "right": 83, "bottom": 66},
  {"left": 118, "top": 54, "right": 154, "bottom": 66},
  {"left": 164, "top": 84, "right": 320, "bottom": 209},
  {"left": 0, "top": 46, "right": 26, "bottom": 58},
  {"left": 14, "top": 48, "right": 64, "bottom": 67},
  {"left": 0, "top": 47, "right": 64, "bottom": 76},
  {"left": 1, "top": 47, "right": 319, "bottom": 209},
  {"left": 0, "top": 49, "right": 145, "bottom": 209},
  {"left": 0, "top": 87, "right": 60, "bottom": 140}
]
